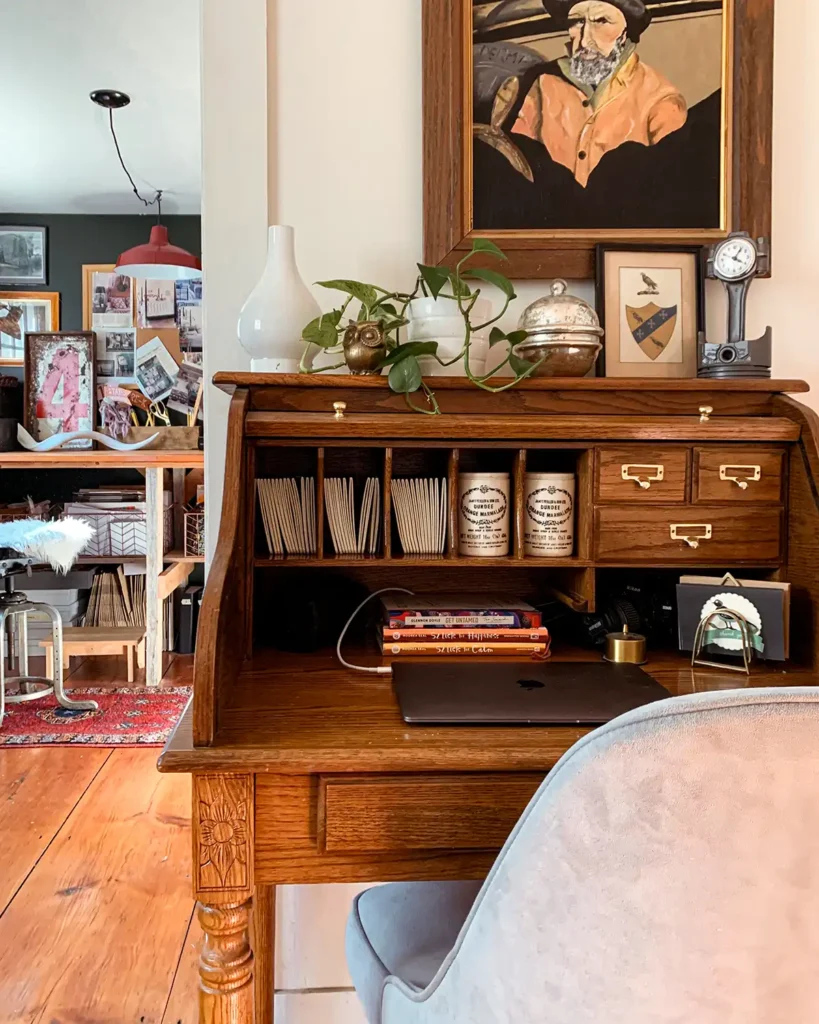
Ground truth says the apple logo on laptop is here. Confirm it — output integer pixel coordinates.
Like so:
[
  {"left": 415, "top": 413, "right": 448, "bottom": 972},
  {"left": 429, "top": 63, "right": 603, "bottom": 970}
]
[{"left": 518, "top": 679, "right": 545, "bottom": 691}]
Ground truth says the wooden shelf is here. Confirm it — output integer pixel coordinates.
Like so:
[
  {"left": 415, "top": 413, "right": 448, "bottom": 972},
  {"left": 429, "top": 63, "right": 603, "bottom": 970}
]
[
  {"left": 253, "top": 555, "right": 590, "bottom": 568},
  {"left": 215, "top": 373, "right": 810, "bottom": 395},
  {"left": 0, "top": 450, "right": 204, "bottom": 469},
  {"left": 75, "top": 551, "right": 204, "bottom": 565},
  {"left": 165, "top": 550, "right": 205, "bottom": 564}
]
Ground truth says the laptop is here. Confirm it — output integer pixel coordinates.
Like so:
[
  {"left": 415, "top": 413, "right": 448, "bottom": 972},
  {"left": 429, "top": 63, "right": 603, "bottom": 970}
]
[{"left": 393, "top": 661, "right": 671, "bottom": 725}]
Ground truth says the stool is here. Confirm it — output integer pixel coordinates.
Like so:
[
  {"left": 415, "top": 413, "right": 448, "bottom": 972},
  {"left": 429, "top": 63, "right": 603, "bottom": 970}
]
[
  {"left": 0, "top": 518, "right": 99, "bottom": 728},
  {"left": 40, "top": 627, "right": 146, "bottom": 684},
  {"left": 1, "top": 572, "right": 99, "bottom": 727}
]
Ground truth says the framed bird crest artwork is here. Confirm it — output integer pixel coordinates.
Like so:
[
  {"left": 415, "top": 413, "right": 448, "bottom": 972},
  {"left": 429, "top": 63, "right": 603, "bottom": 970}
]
[
  {"left": 424, "top": 0, "right": 774, "bottom": 278},
  {"left": 595, "top": 244, "right": 704, "bottom": 378}
]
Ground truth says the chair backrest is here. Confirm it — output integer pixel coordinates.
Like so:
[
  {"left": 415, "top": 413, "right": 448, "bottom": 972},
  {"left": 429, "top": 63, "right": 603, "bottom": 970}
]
[{"left": 383, "top": 688, "right": 819, "bottom": 1024}]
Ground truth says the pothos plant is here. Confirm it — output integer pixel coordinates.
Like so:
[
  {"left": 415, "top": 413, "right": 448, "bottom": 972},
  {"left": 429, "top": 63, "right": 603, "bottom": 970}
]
[{"left": 299, "top": 238, "right": 542, "bottom": 414}]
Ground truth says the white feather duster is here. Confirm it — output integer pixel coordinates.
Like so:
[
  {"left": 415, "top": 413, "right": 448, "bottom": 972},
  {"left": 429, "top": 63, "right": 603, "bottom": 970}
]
[{"left": 0, "top": 519, "right": 95, "bottom": 573}]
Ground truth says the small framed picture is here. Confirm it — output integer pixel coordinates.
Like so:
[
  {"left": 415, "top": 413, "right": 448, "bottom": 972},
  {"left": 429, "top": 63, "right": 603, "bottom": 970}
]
[
  {"left": 596, "top": 246, "right": 705, "bottom": 378},
  {"left": 24, "top": 332, "right": 95, "bottom": 448},
  {"left": 0, "top": 291, "right": 60, "bottom": 364},
  {"left": 0, "top": 226, "right": 47, "bottom": 286}
]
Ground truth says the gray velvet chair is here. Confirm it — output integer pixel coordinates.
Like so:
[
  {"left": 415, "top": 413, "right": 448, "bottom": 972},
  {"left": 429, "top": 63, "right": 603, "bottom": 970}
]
[{"left": 346, "top": 688, "right": 819, "bottom": 1023}]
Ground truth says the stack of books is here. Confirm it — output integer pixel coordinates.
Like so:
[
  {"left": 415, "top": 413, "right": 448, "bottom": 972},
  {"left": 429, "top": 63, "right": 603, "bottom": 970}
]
[{"left": 379, "top": 594, "right": 550, "bottom": 659}]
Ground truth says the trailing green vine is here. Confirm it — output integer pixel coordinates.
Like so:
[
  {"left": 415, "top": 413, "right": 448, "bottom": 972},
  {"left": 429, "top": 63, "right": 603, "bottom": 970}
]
[{"left": 299, "top": 238, "right": 542, "bottom": 412}]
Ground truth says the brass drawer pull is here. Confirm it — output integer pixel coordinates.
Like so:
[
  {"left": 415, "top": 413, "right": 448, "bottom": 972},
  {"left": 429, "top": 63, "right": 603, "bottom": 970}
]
[
  {"left": 621, "top": 464, "right": 664, "bottom": 489},
  {"left": 333, "top": 401, "right": 347, "bottom": 420},
  {"left": 719, "top": 464, "right": 761, "bottom": 490},
  {"left": 670, "top": 523, "right": 712, "bottom": 548}
]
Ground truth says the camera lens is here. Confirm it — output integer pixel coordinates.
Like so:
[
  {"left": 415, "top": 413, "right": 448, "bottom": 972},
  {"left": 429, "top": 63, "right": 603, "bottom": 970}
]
[{"left": 719, "top": 346, "right": 737, "bottom": 363}]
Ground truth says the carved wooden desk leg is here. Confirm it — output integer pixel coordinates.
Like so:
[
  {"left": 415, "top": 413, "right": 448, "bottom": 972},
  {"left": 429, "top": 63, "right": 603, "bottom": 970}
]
[
  {"left": 194, "top": 774, "right": 255, "bottom": 1024},
  {"left": 198, "top": 900, "right": 254, "bottom": 1024}
]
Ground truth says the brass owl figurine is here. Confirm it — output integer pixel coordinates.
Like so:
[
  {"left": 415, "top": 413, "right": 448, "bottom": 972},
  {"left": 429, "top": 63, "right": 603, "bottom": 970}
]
[{"left": 342, "top": 320, "right": 387, "bottom": 375}]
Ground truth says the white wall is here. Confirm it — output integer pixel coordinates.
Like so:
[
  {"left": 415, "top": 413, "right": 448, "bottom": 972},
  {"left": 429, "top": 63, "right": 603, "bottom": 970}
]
[
  {"left": 201, "top": 0, "right": 265, "bottom": 560},
  {"left": 201, "top": 1, "right": 819, "bottom": 1019}
]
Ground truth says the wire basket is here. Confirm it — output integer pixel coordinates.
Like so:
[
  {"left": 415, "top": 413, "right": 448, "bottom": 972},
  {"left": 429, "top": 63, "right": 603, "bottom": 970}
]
[
  {"left": 184, "top": 510, "right": 205, "bottom": 558},
  {"left": 62, "top": 504, "right": 173, "bottom": 557},
  {"left": 0, "top": 500, "right": 50, "bottom": 523}
]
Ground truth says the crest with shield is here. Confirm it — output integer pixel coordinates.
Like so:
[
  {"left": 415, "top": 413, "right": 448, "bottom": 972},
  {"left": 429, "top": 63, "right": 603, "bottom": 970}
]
[{"left": 626, "top": 303, "right": 678, "bottom": 360}]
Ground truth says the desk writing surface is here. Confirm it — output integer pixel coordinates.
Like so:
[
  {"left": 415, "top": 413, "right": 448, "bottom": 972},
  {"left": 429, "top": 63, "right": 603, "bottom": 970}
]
[{"left": 158, "top": 646, "right": 815, "bottom": 775}]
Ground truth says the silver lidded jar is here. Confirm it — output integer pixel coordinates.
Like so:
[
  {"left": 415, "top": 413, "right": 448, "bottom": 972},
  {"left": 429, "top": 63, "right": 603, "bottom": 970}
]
[{"left": 513, "top": 279, "right": 603, "bottom": 377}]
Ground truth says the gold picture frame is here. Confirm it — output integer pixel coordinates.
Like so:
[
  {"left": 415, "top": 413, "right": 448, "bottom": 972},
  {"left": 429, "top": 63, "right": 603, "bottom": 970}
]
[
  {"left": 0, "top": 290, "right": 60, "bottom": 366},
  {"left": 424, "top": 0, "right": 773, "bottom": 279}
]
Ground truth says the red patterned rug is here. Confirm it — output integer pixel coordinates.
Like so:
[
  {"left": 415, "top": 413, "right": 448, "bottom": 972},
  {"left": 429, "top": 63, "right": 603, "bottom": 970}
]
[{"left": 0, "top": 687, "right": 192, "bottom": 746}]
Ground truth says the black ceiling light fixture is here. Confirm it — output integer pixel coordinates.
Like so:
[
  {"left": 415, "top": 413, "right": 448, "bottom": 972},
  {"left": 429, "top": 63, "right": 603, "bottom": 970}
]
[{"left": 91, "top": 89, "right": 201, "bottom": 280}]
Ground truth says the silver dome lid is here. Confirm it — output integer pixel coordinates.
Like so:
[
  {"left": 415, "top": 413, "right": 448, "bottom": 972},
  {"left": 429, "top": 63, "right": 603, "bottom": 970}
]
[{"left": 518, "top": 279, "right": 603, "bottom": 337}]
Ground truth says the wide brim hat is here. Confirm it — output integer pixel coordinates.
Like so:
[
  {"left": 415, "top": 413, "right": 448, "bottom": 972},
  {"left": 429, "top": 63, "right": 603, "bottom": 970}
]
[{"left": 541, "top": 0, "right": 653, "bottom": 42}]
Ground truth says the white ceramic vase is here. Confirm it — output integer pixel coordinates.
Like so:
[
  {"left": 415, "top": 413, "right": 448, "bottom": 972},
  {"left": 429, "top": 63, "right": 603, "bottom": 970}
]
[
  {"left": 408, "top": 296, "right": 491, "bottom": 376},
  {"left": 237, "top": 225, "right": 320, "bottom": 372}
]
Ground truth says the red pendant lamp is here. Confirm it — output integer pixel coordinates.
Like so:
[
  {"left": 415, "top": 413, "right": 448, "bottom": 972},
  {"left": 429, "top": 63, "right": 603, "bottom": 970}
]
[{"left": 91, "top": 90, "right": 202, "bottom": 280}]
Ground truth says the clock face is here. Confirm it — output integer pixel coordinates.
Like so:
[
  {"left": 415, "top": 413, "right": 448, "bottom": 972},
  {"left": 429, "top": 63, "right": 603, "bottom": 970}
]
[{"left": 714, "top": 237, "right": 757, "bottom": 280}]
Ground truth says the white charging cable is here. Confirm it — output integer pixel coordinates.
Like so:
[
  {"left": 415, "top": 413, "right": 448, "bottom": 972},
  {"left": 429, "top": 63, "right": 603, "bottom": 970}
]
[{"left": 336, "top": 586, "right": 415, "bottom": 675}]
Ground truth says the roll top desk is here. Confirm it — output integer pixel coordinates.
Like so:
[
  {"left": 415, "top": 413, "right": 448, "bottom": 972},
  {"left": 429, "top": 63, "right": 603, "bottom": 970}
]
[{"left": 159, "top": 374, "right": 819, "bottom": 1024}]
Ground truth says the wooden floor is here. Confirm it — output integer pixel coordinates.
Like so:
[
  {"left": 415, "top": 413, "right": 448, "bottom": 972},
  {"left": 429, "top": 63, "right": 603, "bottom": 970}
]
[{"left": 0, "top": 654, "right": 200, "bottom": 1024}]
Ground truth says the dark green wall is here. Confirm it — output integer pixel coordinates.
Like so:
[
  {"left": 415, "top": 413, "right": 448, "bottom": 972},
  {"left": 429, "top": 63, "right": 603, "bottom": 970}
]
[{"left": 0, "top": 213, "right": 201, "bottom": 330}]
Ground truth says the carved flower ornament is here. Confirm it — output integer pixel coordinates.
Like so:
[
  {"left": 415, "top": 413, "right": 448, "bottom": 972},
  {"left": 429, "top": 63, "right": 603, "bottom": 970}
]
[{"left": 199, "top": 800, "right": 248, "bottom": 885}]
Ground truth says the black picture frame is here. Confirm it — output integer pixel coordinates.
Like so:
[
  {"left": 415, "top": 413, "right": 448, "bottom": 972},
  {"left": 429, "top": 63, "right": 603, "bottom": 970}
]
[
  {"left": 0, "top": 225, "right": 47, "bottom": 287},
  {"left": 595, "top": 243, "right": 706, "bottom": 378}
]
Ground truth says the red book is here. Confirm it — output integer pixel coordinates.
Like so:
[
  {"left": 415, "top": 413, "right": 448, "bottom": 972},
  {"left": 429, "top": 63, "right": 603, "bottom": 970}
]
[{"left": 383, "top": 627, "right": 550, "bottom": 643}]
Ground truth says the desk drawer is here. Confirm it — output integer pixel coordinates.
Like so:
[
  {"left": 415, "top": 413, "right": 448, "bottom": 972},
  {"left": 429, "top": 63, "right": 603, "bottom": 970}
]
[
  {"left": 318, "top": 773, "right": 543, "bottom": 853},
  {"left": 597, "top": 447, "right": 688, "bottom": 503},
  {"left": 595, "top": 505, "right": 783, "bottom": 563},
  {"left": 694, "top": 447, "right": 785, "bottom": 503}
]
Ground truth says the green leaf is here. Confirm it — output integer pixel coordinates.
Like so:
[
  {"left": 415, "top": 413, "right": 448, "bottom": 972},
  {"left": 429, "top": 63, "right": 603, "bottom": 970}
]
[
  {"left": 316, "top": 279, "right": 378, "bottom": 309},
  {"left": 379, "top": 317, "right": 410, "bottom": 335},
  {"left": 388, "top": 355, "right": 423, "bottom": 394},
  {"left": 449, "top": 274, "right": 472, "bottom": 298},
  {"left": 470, "top": 238, "right": 507, "bottom": 260},
  {"left": 417, "top": 264, "right": 450, "bottom": 300},
  {"left": 489, "top": 326, "right": 507, "bottom": 348},
  {"left": 302, "top": 310, "right": 342, "bottom": 349},
  {"left": 509, "top": 351, "right": 534, "bottom": 375},
  {"left": 375, "top": 301, "right": 398, "bottom": 317},
  {"left": 464, "top": 267, "right": 516, "bottom": 299},
  {"left": 506, "top": 329, "right": 528, "bottom": 346},
  {"left": 380, "top": 341, "right": 439, "bottom": 367}
]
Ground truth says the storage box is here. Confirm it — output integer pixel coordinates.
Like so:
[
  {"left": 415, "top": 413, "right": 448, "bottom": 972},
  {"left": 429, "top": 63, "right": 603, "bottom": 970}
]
[{"left": 62, "top": 496, "right": 173, "bottom": 557}]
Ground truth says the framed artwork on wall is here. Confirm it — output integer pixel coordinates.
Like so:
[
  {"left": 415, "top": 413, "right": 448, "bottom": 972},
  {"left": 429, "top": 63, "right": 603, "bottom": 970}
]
[
  {"left": 0, "top": 225, "right": 47, "bottom": 286},
  {"left": 0, "top": 291, "right": 60, "bottom": 365},
  {"left": 596, "top": 245, "right": 704, "bottom": 378},
  {"left": 24, "top": 332, "right": 95, "bottom": 449},
  {"left": 424, "top": 0, "right": 774, "bottom": 278}
]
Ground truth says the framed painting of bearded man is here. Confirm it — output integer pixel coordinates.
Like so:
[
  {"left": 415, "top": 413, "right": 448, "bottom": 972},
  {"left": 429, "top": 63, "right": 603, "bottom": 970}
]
[{"left": 423, "top": 0, "right": 773, "bottom": 278}]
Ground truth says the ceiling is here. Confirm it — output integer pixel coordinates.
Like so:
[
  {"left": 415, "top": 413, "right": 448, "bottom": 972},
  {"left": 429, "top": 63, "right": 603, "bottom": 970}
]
[{"left": 1, "top": 0, "right": 201, "bottom": 215}]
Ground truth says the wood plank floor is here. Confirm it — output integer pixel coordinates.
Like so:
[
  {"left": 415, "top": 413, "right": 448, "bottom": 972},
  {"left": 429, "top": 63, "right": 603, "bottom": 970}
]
[{"left": 0, "top": 655, "right": 201, "bottom": 1024}]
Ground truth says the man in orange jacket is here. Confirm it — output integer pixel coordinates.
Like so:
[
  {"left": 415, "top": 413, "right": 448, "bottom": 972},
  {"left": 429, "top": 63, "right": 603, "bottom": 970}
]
[{"left": 511, "top": 0, "right": 687, "bottom": 188}]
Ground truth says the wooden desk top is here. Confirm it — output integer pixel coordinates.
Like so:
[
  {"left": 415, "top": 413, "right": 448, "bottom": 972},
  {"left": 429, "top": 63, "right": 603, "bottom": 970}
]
[
  {"left": 213, "top": 373, "right": 810, "bottom": 395},
  {"left": 159, "top": 646, "right": 817, "bottom": 775}
]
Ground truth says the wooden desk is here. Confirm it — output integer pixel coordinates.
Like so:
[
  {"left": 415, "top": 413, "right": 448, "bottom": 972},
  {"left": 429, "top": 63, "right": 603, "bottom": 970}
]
[{"left": 157, "top": 375, "right": 819, "bottom": 1023}]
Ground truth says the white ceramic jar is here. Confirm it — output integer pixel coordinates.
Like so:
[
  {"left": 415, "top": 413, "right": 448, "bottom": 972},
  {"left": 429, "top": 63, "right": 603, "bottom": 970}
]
[
  {"left": 458, "top": 472, "right": 511, "bottom": 556},
  {"left": 524, "top": 472, "right": 575, "bottom": 557},
  {"left": 408, "top": 297, "right": 491, "bottom": 376}
]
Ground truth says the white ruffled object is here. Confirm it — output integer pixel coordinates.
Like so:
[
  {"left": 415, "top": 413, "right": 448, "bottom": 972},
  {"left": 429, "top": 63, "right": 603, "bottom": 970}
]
[{"left": 0, "top": 518, "right": 94, "bottom": 573}]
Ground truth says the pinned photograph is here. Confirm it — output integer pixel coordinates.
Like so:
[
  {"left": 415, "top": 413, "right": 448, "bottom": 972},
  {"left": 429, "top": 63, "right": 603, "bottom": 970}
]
[
  {"left": 135, "top": 335, "right": 180, "bottom": 401},
  {"left": 168, "top": 361, "right": 203, "bottom": 421},
  {"left": 95, "top": 328, "right": 136, "bottom": 384},
  {"left": 91, "top": 272, "right": 133, "bottom": 329},
  {"left": 178, "top": 303, "right": 203, "bottom": 350},
  {"left": 0, "top": 226, "right": 46, "bottom": 285},
  {"left": 176, "top": 279, "right": 202, "bottom": 304},
  {"left": 139, "top": 279, "right": 176, "bottom": 326}
]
